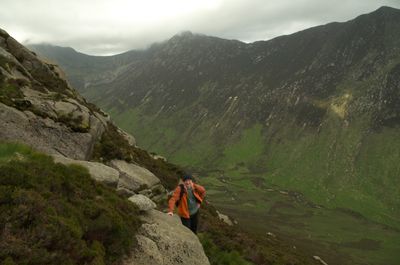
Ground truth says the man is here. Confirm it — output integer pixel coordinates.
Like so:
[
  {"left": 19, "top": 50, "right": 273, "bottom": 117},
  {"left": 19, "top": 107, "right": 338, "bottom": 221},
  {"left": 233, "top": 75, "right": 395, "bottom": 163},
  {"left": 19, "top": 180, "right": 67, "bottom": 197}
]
[{"left": 167, "top": 174, "right": 206, "bottom": 234}]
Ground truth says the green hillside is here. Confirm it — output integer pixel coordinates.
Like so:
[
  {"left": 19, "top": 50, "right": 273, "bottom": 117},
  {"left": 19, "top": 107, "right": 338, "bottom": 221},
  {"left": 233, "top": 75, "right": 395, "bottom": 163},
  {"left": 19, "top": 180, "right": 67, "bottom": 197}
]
[
  {"left": 29, "top": 6, "right": 400, "bottom": 265},
  {"left": 0, "top": 142, "right": 141, "bottom": 265}
]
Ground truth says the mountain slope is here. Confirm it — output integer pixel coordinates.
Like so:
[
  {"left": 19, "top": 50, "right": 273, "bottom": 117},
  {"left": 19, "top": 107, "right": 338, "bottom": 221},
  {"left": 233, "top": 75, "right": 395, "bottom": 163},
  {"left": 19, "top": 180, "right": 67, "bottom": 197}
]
[
  {"left": 27, "top": 44, "right": 147, "bottom": 93},
  {"left": 2, "top": 29, "right": 322, "bottom": 265},
  {"left": 30, "top": 6, "right": 400, "bottom": 265}
]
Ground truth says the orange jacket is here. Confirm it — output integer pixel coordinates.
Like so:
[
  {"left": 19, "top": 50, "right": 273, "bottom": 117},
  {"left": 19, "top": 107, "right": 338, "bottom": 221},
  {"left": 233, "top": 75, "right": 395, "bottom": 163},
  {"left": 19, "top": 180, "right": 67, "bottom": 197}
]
[{"left": 168, "top": 183, "right": 206, "bottom": 218}]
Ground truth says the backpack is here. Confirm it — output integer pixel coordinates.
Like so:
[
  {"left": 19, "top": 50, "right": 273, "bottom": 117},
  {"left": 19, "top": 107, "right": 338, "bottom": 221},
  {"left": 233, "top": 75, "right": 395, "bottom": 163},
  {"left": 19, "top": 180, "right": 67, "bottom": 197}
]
[{"left": 175, "top": 184, "right": 185, "bottom": 207}]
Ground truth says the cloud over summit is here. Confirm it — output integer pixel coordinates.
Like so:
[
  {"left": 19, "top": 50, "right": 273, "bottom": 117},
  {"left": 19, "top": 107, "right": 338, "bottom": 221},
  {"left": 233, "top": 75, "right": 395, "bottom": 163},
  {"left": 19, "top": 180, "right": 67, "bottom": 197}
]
[{"left": 1, "top": 0, "right": 399, "bottom": 55}]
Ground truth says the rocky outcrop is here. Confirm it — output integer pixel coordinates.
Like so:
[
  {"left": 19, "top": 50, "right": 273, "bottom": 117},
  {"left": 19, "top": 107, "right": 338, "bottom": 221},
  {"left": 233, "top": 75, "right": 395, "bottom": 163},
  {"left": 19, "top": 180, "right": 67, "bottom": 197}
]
[
  {"left": 52, "top": 154, "right": 208, "bottom": 264},
  {"left": 110, "top": 160, "right": 166, "bottom": 202},
  {"left": 128, "top": 194, "right": 157, "bottom": 212},
  {"left": 52, "top": 154, "right": 167, "bottom": 202},
  {"left": 111, "top": 160, "right": 161, "bottom": 188},
  {"left": 52, "top": 155, "right": 120, "bottom": 186},
  {"left": 0, "top": 102, "right": 96, "bottom": 160},
  {"left": 1, "top": 28, "right": 211, "bottom": 265},
  {"left": 117, "top": 127, "right": 136, "bottom": 146},
  {"left": 123, "top": 209, "right": 210, "bottom": 265},
  {"left": 0, "top": 29, "right": 108, "bottom": 160}
]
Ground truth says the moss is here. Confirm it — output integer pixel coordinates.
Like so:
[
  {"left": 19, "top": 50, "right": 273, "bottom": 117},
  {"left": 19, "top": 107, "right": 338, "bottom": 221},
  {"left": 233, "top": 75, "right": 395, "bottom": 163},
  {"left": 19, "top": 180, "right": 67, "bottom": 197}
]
[
  {"left": 0, "top": 79, "right": 27, "bottom": 108},
  {"left": 0, "top": 80, "right": 24, "bottom": 99},
  {"left": 0, "top": 143, "right": 141, "bottom": 265}
]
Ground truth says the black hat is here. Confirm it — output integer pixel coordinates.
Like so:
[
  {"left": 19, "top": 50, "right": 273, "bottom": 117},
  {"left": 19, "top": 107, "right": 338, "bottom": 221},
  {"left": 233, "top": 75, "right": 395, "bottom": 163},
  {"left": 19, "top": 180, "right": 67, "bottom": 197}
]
[{"left": 182, "top": 174, "right": 193, "bottom": 181}]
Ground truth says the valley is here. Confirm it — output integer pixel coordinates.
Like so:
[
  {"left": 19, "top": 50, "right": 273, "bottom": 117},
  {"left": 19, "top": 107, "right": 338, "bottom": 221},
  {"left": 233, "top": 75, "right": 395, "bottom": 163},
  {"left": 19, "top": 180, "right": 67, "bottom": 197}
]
[
  {"left": 201, "top": 172, "right": 400, "bottom": 265},
  {"left": 28, "top": 6, "right": 400, "bottom": 265}
]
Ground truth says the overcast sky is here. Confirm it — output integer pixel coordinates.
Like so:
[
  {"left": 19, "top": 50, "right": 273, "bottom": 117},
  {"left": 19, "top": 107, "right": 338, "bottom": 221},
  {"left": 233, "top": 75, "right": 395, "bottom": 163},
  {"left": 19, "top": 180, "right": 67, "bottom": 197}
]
[{"left": 1, "top": 0, "right": 399, "bottom": 55}]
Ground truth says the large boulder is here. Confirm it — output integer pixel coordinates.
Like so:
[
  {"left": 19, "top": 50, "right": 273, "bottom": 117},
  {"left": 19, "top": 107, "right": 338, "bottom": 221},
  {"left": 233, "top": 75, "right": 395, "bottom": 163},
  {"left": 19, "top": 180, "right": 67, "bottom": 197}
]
[
  {"left": 128, "top": 194, "right": 157, "bottom": 212},
  {"left": 0, "top": 103, "right": 95, "bottom": 160},
  {"left": 111, "top": 160, "right": 161, "bottom": 192},
  {"left": 123, "top": 210, "right": 210, "bottom": 265},
  {"left": 53, "top": 155, "right": 119, "bottom": 187}
]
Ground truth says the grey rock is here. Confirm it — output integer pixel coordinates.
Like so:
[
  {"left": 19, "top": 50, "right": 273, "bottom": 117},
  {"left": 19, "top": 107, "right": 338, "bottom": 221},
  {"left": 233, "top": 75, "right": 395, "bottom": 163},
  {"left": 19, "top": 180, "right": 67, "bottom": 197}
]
[
  {"left": 123, "top": 210, "right": 210, "bottom": 265},
  {"left": 116, "top": 187, "right": 135, "bottom": 197},
  {"left": 117, "top": 127, "right": 136, "bottom": 146},
  {"left": 87, "top": 114, "right": 105, "bottom": 155},
  {"left": 216, "top": 210, "right": 233, "bottom": 226},
  {"left": 313, "top": 256, "right": 329, "bottom": 265},
  {"left": 151, "top": 183, "right": 166, "bottom": 195},
  {"left": 0, "top": 32, "right": 107, "bottom": 161},
  {"left": 53, "top": 155, "right": 119, "bottom": 187},
  {"left": 149, "top": 184, "right": 167, "bottom": 203},
  {"left": 128, "top": 194, "right": 156, "bottom": 211},
  {"left": 54, "top": 100, "right": 91, "bottom": 129},
  {"left": 151, "top": 193, "right": 167, "bottom": 204},
  {"left": 138, "top": 189, "right": 152, "bottom": 197},
  {"left": 0, "top": 103, "right": 94, "bottom": 160},
  {"left": 151, "top": 154, "right": 167, "bottom": 161},
  {"left": 129, "top": 235, "right": 163, "bottom": 264},
  {"left": 111, "top": 160, "right": 161, "bottom": 193},
  {"left": 135, "top": 184, "right": 166, "bottom": 203},
  {"left": 21, "top": 87, "right": 93, "bottom": 132}
]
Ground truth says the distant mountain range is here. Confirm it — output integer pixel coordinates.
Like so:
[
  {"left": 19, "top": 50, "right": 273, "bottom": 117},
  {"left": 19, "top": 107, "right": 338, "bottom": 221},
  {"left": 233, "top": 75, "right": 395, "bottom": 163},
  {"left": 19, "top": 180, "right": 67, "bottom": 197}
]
[{"left": 30, "top": 6, "right": 400, "bottom": 264}]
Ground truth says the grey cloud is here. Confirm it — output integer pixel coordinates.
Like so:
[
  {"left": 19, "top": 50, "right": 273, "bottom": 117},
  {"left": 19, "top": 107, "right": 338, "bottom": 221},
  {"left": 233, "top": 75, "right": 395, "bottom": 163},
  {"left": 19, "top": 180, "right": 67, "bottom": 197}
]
[{"left": 1, "top": 0, "right": 399, "bottom": 55}]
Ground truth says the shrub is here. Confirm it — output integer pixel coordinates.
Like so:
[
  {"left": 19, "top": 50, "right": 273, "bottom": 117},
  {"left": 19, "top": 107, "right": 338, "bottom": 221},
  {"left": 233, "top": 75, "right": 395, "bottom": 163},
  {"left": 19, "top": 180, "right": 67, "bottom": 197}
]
[
  {"left": 0, "top": 143, "right": 141, "bottom": 265},
  {"left": 199, "top": 233, "right": 253, "bottom": 265}
]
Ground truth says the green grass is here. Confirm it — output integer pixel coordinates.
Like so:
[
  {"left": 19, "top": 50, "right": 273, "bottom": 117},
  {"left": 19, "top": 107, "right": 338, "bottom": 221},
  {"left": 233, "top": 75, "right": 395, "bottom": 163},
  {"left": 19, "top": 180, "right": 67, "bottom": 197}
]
[
  {"left": 0, "top": 82, "right": 24, "bottom": 99},
  {"left": 106, "top": 106, "right": 219, "bottom": 168},
  {"left": 206, "top": 179, "right": 400, "bottom": 265},
  {"left": 0, "top": 142, "right": 141, "bottom": 265},
  {"left": 198, "top": 233, "right": 254, "bottom": 265},
  {"left": 0, "top": 80, "right": 25, "bottom": 107},
  {"left": 107, "top": 108, "right": 142, "bottom": 135},
  {"left": 260, "top": 112, "right": 400, "bottom": 229},
  {"left": 0, "top": 142, "right": 34, "bottom": 163},
  {"left": 170, "top": 137, "right": 216, "bottom": 167},
  {"left": 221, "top": 123, "right": 265, "bottom": 167},
  {"left": 105, "top": 101, "right": 400, "bottom": 227},
  {"left": 98, "top": 86, "right": 400, "bottom": 265}
]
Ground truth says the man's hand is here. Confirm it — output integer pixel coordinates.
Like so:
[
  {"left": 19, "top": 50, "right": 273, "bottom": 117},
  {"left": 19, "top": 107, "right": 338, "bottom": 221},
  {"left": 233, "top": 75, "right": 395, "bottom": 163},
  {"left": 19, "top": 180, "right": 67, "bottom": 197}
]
[{"left": 167, "top": 211, "right": 174, "bottom": 216}]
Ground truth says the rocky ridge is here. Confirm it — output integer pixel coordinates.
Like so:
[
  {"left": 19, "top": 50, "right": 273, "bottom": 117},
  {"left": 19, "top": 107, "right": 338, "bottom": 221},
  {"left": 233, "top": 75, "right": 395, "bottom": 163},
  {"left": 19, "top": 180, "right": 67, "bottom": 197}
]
[{"left": 0, "top": 28, "right": 209, "bottom": 265}]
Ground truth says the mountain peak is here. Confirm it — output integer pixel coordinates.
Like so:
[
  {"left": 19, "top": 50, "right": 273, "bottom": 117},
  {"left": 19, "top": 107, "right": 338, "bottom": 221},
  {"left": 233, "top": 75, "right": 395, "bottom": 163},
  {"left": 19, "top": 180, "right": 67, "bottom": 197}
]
[
  {"left": 364, "top": 5, "right": 400, "bottom": 20},
  {"left": 375, "top": 5, "right": 400, "bottom": 13},
  {"left": 168, "top": 31, "right": 205, "bottom": 43},
  {"left": 175, "top": 30, "right": 195, "bottom": 38}
]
